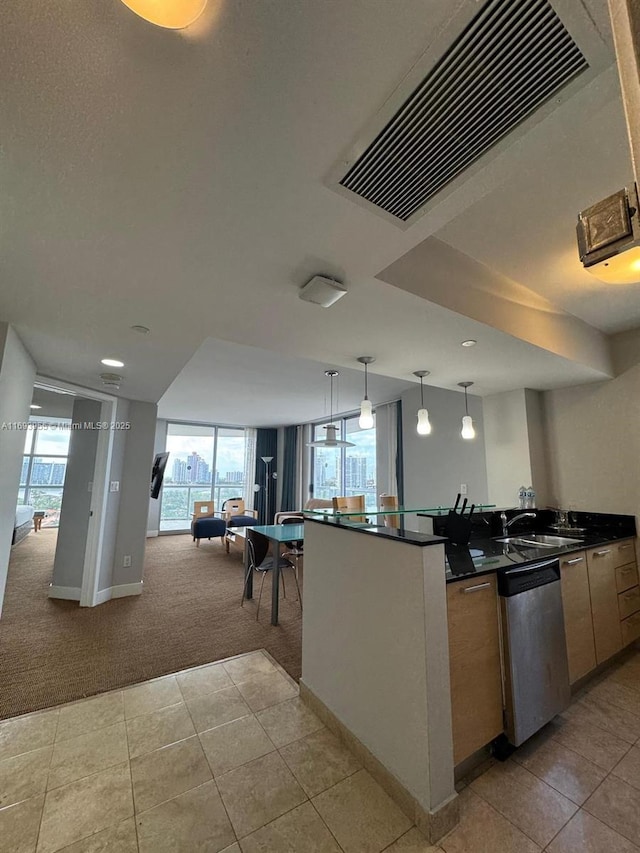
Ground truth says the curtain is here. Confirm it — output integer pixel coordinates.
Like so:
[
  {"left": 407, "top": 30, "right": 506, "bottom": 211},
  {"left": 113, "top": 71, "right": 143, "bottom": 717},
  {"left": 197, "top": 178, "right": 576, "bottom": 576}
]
[
  {"left": 396, "top": 400, "right": 404, "bottom": 505},
  {"left": 243, "top": 428, "right": 257, "bottom": 510},
  {"left": 280, "top": 426, "right": 297, "bottom": 512},
  {"left": 255, "top": 428, "right": 278, "bottom": 524},
  {"left": 375, "top": 402, "right": 400, "bottom": 503},
  {"left": 295, "top": 425, "right": 307, "bottom": 509}
]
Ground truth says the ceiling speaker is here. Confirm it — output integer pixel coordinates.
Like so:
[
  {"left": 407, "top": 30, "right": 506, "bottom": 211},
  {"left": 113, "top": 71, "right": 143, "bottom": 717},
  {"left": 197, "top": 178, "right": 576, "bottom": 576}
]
[{"left": 298, "top": 275, "right": 347, "bottom": 308}]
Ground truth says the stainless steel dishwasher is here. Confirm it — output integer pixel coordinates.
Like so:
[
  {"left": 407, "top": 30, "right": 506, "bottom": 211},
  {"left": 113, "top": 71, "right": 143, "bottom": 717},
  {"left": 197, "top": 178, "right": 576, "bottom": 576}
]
[{"left": 498, "top": 558, "right": 571, "bottom": 747}]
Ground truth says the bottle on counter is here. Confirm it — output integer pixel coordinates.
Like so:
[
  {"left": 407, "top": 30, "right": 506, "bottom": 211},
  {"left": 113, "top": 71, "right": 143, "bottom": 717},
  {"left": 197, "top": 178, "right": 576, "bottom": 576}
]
[
  {"left": 526, "top": 486, "right": 536, "bottom": 509},
  {"left": 518, "top": 486, "right": 527, "bottom": 509}
]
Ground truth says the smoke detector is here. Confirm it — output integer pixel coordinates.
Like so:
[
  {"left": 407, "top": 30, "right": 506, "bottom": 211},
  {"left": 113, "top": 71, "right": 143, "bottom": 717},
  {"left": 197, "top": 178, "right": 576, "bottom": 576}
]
[
  {"left": 100, "top": 372, "right": 122, "bottom": 389},
  {"left": 299, "top": 275, "right": 347, "bottom": 308}
]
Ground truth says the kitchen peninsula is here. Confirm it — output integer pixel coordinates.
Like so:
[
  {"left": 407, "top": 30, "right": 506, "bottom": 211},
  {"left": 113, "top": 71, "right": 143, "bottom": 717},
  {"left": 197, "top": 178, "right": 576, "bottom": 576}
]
[{"left": 299, "top": 508, "right": 637, "bottom": 844}]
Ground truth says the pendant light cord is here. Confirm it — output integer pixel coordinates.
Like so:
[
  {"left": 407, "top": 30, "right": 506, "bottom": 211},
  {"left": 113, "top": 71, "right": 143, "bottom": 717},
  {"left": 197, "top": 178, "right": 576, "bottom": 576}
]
[
  {"left": 364, "top": 362, "right": 369, "bottom": 400},
  {"left": 420, "top": 375, "right": 424, "bottom": 407},
  {"left": 464, "top": 385, "right": 469, "bottom": 416}
]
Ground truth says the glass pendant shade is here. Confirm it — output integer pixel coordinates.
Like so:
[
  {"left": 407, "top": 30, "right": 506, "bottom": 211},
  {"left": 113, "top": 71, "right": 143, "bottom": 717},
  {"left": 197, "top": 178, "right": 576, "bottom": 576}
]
[
  {"left": 307, "top": 370, "right": 355, "bottom": 447},
  {"left": 417, "top": 408, "right": 431, "bottom": 435},
  {"left": 357, "top": 357, "right": 375, "bottom": 430},
  {"left": 359, "top": 399, "right": 374, "bottom": 429},
  {"left": 461, "top": 415, "right": 475, "bottom": 440},
  {"left": 308, "top": 424, "right": 354, "bottom": 448},
  {"left": 119, "top": 0, "right": 207, "bottom": 29},
  {"left": 413, "top": 370, "right": 431, "bottom": 437}
]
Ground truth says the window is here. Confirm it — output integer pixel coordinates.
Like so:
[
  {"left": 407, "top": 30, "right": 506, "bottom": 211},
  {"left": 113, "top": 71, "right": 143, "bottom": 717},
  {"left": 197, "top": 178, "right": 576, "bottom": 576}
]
[
  {"left": 159, "top": 423, "right": 246, "bottom": 532},
  {"left": 310, "top": 415, "right": 377, "bottom": 511},
  {"left": 19, "top": 417, "right": 71, "bottom": 526}
]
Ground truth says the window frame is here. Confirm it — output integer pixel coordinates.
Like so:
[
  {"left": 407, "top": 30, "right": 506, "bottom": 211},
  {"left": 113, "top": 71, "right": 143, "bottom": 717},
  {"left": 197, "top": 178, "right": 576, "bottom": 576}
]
[
  {"left": 159, "top": 421, "right": 247, "bottom": 533},
  {"left": 309, "top": 413, "right": 377, "bottom": 509}
]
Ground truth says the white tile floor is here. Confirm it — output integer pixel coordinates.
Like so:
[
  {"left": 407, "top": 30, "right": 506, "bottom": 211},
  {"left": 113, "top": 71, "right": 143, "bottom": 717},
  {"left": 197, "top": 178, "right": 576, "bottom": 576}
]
[
  {"left": 0, "top": 651, "right": 422, "bottom": 853},
  {"left": 1, "top": 648, "right": 639, "bottom": 852}
]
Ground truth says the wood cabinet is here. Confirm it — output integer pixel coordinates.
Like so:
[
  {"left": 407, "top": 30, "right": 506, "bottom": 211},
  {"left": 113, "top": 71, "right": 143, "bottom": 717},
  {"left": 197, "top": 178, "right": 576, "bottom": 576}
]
[
  {"left": 559, "top": 551, "right": 596, "bottom": 684},
  {"left": 447, "top": 575, "right": 503, "bottom": 765},
  {"left": 586, "top": 544, "right": 623, "bottom": 664},
  {"left": 618, "top": 585, "right": 640, "bottom": 621},
  {"left": 616, "top": 562, "right": 639, "bottom": 593}
]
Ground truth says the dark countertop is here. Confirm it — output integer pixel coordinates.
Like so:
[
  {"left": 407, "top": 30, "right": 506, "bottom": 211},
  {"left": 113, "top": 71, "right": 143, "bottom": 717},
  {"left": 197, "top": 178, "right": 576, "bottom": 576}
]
[
  {"left": 446, "top": 527, "right": 636, "bottom": 583},
  {"left": 304, "top": 510, "right": 636, "bottom": 571},
  {"left": 305, "top": 516, "right": 447, "bottom": 548}
]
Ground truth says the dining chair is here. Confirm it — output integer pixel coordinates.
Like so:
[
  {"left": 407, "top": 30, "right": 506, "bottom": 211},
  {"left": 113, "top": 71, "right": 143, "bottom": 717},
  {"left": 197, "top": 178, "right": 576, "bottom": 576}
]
[
  {"left": 332, "top": 494, "right": 366, "bottom": 523},
  {"left": 241, "top": 529, "right": 302, "bottom": 620},
  {"left": 280, "top": 515, "right": 304, "bottom": 576},
  {"left": 380, "top": 494, "right": 400, "bottom": 528}
]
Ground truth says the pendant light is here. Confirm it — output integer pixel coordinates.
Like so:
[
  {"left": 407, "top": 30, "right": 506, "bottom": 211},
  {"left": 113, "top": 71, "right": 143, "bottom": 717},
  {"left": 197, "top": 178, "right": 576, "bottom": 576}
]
[
  {"left": 357, "top": 357, "right": 375, "bottom": 429},
  {"left": 307, "top": 370, "right": 355, "bottom": 448},
  {"left": 413, "top": 371, "right": 432, "bottom": 436},
  {"left": 458, "top": 382, "right": 475, "bottom": 439},
  {"left": 119, "top": 0, "right": 208, "bottom": 29}
]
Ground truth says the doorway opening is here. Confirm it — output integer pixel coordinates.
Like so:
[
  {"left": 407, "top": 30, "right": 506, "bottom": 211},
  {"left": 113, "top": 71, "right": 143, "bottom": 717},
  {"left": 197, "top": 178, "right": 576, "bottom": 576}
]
[{"left": 6, "top": 377, "right": 117, "bottom": 610}]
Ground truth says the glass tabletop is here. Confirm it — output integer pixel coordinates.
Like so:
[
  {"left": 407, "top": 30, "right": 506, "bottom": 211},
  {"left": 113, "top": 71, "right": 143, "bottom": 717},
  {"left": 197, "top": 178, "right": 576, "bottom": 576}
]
[{"left": 251, "top": 524, "right": 305, "bottom": 542}]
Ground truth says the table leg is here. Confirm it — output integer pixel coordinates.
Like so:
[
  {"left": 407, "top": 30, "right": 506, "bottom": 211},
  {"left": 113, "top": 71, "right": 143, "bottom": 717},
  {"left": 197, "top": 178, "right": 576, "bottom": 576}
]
[
  {"left": 244, "top": 539, "right": 253, "bottom": 599},
  {"left": 271, "top": 538, "right": 280, "bottom": 626}
]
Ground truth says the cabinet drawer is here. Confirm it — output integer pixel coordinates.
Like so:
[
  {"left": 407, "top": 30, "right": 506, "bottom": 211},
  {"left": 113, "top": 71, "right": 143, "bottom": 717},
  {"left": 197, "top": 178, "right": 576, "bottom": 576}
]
[
  {"left": 621, "top": 611, "right": 640, "bottom": 646},
  {"left": 619, "top": 586, "right": 640, "bottom": 621},
  {"left": 613, "top": 539, "right": 636, "bottom": 568},
  {"left": 616, "top": 563, "right": 639, "bottom": 593}
]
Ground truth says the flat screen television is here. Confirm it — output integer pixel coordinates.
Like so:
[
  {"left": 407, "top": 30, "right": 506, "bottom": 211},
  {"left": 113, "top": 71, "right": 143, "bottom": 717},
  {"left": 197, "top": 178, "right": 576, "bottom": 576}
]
[{"left": 150, "top": 452, "right": 169, "bottom": 499}]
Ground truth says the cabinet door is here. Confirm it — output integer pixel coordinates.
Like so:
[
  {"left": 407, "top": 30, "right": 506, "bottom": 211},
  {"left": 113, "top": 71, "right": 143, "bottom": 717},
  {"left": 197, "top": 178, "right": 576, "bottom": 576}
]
[
  {"left": 447, "top": 575, "right": 503, "bottom": 765},
  {"left": 587, "top": 546, "right": 623, "bottom": 664},
  {"left": 559, "top": 552, "right": 596, "bottom": 684}
]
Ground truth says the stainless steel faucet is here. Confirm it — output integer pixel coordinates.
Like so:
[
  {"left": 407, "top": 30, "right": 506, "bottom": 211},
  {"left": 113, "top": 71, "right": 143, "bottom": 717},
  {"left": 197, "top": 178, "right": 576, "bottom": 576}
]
[{"left": 501, "top": 511, "right": 537, "bottom": 537}]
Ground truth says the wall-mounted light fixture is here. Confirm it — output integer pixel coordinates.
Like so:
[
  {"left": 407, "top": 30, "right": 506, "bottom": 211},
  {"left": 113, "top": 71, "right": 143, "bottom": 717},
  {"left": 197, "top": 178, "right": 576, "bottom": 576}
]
[
  {"left": 357, "top": 356, "right": 375, "bottom": 429},
  {"left": 119, "top": 0, "right": 208, "bottom": 30},
  {"left": 577, "top": 184, "right": 640, "bottom": 283},
  {"left": 413, "top": 371, "right": 432, "bottom": 436},
  {"left": 458, "top": 382, "right": 475, "bottom": 440}
]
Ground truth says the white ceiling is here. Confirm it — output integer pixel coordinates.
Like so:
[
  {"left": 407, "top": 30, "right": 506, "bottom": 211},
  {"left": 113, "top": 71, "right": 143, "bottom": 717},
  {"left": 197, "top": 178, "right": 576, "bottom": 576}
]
[{"left": 0, "top": 0, "right": 636, "bottom": 418}]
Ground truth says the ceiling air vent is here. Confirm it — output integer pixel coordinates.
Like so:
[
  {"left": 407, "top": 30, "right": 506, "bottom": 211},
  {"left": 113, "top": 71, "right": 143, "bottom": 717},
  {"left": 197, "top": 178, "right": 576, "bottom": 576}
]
[{"left": 339, "top": 0, "right": 588, "bottom": 222}]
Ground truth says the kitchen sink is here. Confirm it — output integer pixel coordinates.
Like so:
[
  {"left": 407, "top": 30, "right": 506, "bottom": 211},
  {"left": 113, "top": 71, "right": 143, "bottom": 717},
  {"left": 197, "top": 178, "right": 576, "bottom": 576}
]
[{"left": 496, "top": 533, "right": 584, "bottom": 548}]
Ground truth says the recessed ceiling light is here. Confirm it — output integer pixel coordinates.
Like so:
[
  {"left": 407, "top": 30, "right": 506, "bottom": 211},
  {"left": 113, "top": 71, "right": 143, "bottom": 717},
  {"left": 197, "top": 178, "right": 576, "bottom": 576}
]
[
  {"left": 130, "top": 325, "right": 150, "bottom": 334},
  {"left": 119, "top": 0, "right": 207, "bottom": 29},
  {"left": 101, "top": 358, "right": 125, "bottom": 368},
  {"left": 461, "top": 339, "right": 477, "bottom": 347},
  {"left": 30, "top": 404, "right": 42, "bottom": 410}
]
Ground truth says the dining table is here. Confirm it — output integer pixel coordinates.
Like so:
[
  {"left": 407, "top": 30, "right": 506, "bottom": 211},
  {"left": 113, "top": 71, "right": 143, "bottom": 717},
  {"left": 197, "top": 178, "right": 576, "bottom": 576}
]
[{"left": 245, "top": 523, "right": 304, "bottom": 625}]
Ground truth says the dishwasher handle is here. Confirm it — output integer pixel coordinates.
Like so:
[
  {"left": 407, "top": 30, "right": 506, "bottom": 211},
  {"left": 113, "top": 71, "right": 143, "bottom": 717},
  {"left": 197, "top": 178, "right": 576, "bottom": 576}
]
[{"left": 498, "top": 558, "right": 560, "bottom": 597}]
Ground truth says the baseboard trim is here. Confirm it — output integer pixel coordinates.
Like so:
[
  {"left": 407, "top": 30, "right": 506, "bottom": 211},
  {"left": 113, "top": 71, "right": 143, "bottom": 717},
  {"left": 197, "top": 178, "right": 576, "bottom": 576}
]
[
  {"left": 95, "top": 582, "right": 144, "bottom": 605},
  {"left": 146, "top": 530, "right": 159, "bottom": 538},
  {"left": 299, "top": 680, "right": 459, "bottom": 844},
  {"left": 48, "top": 585, "right": 81, "bottom": 601}
]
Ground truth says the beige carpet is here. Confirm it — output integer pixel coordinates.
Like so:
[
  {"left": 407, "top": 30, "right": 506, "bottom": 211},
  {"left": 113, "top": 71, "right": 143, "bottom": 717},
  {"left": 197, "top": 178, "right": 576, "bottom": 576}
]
[{"left": 0, "top": 530, "right": 302, "bottom": 720}]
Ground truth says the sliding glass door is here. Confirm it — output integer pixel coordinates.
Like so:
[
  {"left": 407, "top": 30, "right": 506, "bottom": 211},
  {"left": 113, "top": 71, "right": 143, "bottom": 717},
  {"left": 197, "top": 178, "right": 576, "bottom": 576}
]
[{"left": 159, "top": 423, "right": 246, "bottom": 532}]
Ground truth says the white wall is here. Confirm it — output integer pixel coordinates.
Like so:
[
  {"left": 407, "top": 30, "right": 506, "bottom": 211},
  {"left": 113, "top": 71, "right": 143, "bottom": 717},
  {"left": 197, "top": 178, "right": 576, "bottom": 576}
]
[
  {"left": 111, "top": 400, "right": 157, "bottom": 588},
  {"left": 302, "top": 522, "right": 454, "bottom": 813},
  {"left": 52, "top": 398, "right": 102, "bottom": 591},
  {"left": 483, "top": 388, "right": 551, "bottom": 508},
  {"left": 0, "top": 324, "right": 36, "bottom": 616},
  {"left": 543, "top": 359, "right": 640, "bottom": 521},
  {"left": 401, "top": 384, "right": 488, "bottom": 510}
]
